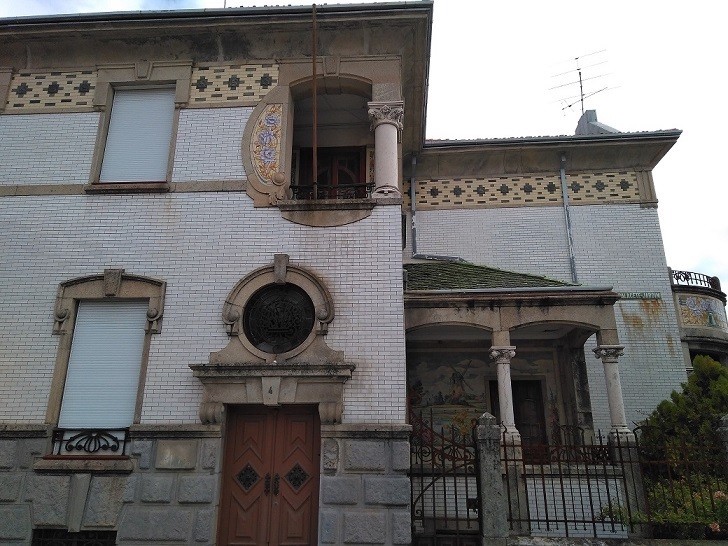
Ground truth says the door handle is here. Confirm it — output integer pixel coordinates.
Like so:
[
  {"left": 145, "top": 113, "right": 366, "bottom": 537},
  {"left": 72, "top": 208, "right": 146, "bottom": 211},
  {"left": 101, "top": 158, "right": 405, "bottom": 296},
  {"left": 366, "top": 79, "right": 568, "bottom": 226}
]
[
  {"left": 272, "top": 473, "right": 280, "bottom": 496},
  {"left": 264, "top": 473, "right": 271, "bottom": 495}
]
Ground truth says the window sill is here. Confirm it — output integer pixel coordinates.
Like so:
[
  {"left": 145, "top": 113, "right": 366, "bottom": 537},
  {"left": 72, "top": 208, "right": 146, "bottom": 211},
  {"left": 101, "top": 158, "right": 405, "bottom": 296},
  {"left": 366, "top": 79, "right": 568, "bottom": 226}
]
[
  {"left": 278, "top": 198, "right": 376, "bottom": 227},
  {"left": 84, "top": 182, "right": 170, "bottom": 194},
  {"left": 34, "top": 456, "right": 134, "bottom": 474}
]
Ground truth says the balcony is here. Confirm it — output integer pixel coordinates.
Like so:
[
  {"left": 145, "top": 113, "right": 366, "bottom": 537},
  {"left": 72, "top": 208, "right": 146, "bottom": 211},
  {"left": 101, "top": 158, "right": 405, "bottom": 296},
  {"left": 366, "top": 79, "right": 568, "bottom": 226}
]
[{"left": 670, "top": 268, "right": 728, "bottom": 364}]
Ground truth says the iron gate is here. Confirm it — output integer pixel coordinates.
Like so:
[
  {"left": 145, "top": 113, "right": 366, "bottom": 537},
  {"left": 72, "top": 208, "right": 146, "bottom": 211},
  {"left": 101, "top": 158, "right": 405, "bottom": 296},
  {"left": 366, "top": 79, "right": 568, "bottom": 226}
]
[{"left": 410, "top": 409, "right": 481, "bottom": 546}]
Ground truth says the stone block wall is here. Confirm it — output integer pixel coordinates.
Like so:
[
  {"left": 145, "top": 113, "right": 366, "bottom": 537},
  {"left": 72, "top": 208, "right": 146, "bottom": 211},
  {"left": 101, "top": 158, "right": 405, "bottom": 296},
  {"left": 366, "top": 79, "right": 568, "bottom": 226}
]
[
  {"left": 319, "top": 425, "right": 412, "bottom": 545},
  {"left": 0, "top": 427, "right": 221, "bottom": 544}
]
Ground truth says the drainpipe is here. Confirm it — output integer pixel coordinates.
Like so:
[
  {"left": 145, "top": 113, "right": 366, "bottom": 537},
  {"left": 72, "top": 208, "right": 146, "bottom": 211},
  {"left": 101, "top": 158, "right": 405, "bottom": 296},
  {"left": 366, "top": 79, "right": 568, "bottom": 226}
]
[
  {"left": 410, "top": 154, "right": 418, "bottom": 255},
  {"left": 559, "top": 154, "right": 579, "bottom": 284}
]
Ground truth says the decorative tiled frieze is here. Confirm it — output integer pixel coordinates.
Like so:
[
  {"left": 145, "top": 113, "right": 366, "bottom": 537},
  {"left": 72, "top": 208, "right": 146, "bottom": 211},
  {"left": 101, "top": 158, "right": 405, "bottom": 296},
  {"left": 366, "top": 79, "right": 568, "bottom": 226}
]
[
  {"left": 3, "top": 64, "right": 278, "bottom": 113},
  {"left": 409, "top": 171, "right": 641, "bottom": 210},
  {"left": 189, "top": 64, "right": 278, "bottom": 106},
  {"left": 4, "top": 70, "right": 96, "bottom": 111}
]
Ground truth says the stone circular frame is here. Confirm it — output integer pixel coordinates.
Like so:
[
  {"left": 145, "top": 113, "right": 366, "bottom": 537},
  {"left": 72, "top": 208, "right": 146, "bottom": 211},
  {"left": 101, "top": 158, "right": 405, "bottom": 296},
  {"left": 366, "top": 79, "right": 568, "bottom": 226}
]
[
  {"left": 221, "top": 255, "right": 335, "bottom": 361},
  {"left": 243, "top": 283, "right": 316, "bottom": 354}
]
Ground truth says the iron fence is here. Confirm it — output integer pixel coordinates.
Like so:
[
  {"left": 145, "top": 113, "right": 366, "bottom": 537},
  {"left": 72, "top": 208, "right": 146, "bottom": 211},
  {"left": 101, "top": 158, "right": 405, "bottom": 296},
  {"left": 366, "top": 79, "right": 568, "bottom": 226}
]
[
  {"left": 503, "top": 427, "right": 631, "bottom": 539},
  {"left": 630, "top": 425, "right": 728, "bottom": 539},
  {"left": 409, "top": 409, "right": 481, "bottom": 546}
]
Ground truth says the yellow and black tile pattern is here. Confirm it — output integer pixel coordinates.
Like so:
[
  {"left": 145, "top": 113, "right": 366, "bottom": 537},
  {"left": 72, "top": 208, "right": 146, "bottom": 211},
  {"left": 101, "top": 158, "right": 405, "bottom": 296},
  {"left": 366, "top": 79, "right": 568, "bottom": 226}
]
[
  {"left": 5, "top": 70, "right": 96, "bottom": 111},
  {"left": 409, "top": 171, "right": 641, "bottom": 210},
  {"left": 189, "top": 64, "right": 279, "bottom": 105}
]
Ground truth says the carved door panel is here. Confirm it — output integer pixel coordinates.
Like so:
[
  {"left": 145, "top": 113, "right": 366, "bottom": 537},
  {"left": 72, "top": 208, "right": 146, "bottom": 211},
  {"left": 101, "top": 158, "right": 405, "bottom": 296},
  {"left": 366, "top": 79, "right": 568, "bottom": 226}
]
[{"left": 219, "top": 406, "right": 320, "bottom": 546}]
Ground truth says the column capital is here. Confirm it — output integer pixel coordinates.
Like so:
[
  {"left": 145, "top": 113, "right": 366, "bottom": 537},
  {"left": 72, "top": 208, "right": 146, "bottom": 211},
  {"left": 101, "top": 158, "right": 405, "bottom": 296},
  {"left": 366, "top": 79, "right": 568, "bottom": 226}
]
[
  {"left": 367, "top": 100, "right": 404, "bottom": 131},
  {"left": 489, "top": 346, "right": 516, "bottom": 364},
  {"left": 593, "top": 345, "right": 624, "bottom": 362}
]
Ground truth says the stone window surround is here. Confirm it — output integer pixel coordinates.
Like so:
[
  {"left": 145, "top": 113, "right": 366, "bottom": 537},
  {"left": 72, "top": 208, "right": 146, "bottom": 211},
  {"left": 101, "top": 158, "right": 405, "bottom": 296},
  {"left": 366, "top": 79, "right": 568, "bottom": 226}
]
[
  {"left": 86, "top": 61, "right": 192, "bottom": 194},
  {"left": 191, "top": 254, "right": 354, "bottom": 425},
  {"left": 48, "top": 269, "right": 166, "bottom": 426},
  {"left": 241, "top": 56, "right": 404, "bottom": 227}
]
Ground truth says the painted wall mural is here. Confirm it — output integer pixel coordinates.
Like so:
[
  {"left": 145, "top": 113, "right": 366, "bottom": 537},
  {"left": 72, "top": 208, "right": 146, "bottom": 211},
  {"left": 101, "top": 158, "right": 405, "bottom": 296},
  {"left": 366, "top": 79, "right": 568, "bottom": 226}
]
[
  {"left": 407, "top": 348, "right": 556, "bottom": 439},
  {"left": 678, "top": 295, "right": 728, "bottom": 331}
]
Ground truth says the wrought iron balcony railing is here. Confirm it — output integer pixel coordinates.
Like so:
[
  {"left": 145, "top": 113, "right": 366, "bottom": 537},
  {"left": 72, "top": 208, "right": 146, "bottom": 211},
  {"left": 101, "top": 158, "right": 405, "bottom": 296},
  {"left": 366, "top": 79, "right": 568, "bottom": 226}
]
[
  {"left": 289, "top": 183, "right": 374, "bottom": 201},
  {"left": 670, "top": 269, "right": 722, "bottom": 292},
  {"left": 51, "top": 428, "right": 129, "bottom": 456}
]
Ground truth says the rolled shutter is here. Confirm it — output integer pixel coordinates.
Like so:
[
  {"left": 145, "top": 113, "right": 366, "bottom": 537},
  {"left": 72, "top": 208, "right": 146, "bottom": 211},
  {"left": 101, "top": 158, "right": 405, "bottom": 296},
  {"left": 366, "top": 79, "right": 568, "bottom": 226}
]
[
  {"left": 99, "top": 88, "right": 175, "bottom": 183},
  {"left": 58, "top": 300, "right": 148, "bottom": 429}
]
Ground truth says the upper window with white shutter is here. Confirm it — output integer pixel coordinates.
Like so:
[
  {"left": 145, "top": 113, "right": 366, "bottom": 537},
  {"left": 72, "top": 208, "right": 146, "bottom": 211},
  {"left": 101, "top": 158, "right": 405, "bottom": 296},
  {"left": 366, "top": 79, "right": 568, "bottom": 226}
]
[{"left": 99, "top": 88, "right": 176, "bottom": 183}]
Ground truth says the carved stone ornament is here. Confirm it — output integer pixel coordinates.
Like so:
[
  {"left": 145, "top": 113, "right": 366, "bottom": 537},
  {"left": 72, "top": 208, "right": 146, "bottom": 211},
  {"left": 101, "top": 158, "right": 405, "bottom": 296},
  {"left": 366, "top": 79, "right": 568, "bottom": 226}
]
[
  {"left": 190, "top": 254, "right": 354, "bottom": 425},
  {"left": 242, "top": 85, "right": 294, "bottom": 208},
  {"left": 367, "top": 100, "right": 404, "bottom": 131},
  {"left": 489, "top": 346, "right": 516, "bottom": 364},
  {"left": 593, "top": 345, "right": 625, "bottom": 362},
  {"left": 53, "top": 270, "right": 166, "bottom": 334}
]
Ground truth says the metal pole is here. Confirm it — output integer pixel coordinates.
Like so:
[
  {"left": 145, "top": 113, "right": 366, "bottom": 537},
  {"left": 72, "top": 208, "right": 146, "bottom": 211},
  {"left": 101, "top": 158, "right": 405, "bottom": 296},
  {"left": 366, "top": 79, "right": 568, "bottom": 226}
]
[{"left": 311, "top": 4, "right": 318, "bottom": 200}]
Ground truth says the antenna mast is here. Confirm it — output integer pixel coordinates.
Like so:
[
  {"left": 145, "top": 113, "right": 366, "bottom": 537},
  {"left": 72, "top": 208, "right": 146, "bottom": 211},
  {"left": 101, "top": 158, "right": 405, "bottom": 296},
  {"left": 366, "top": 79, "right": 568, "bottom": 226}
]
[{"left": 549, "top": 50, "right": 612, "bottom": 115}]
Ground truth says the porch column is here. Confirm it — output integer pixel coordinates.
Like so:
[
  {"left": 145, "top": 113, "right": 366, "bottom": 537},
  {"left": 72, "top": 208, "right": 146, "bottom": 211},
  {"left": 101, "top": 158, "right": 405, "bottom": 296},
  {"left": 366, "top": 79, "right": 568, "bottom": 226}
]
[
  {"left": 593, "top": 345, "right": 631, "bottom": 433},
  {"left": 367, "top": 100, "right": 403, "bottom": 197},
  {"left": 489, "top": 345, "right": 518, "bottom": 435}
]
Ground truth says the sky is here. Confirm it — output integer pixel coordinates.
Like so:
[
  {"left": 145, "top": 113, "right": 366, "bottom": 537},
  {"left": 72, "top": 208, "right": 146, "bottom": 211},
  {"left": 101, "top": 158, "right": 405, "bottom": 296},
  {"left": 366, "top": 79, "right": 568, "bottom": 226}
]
[{"left": 2, "top": 0, "right": 726, "bottom": 285}]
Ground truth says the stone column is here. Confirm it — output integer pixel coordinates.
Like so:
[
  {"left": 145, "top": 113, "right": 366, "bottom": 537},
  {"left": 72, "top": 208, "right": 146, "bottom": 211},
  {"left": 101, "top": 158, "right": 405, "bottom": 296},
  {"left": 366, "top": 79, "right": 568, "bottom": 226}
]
[
  {"left": 489, "top": 346, "right": 518, "bottom": 436},
  {"left": 367, "top": 101, "right": 403, "bottom": 198},
  {"left": 593, "top": 345, "right": 631, "bottom": 434}
]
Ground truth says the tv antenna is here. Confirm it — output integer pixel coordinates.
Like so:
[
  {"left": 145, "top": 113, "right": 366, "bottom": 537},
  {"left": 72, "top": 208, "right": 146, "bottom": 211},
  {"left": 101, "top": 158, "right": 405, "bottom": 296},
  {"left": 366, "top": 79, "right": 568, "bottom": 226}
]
[{"left": 549, "top": 50, "right": 613, "bottom": 115}]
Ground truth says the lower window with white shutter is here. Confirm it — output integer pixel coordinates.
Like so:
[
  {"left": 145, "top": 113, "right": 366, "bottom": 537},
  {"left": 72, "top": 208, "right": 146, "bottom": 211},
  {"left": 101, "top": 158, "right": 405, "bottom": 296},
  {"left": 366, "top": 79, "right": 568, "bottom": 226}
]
[{"left": 52, "top": 300, "right": 148, "bottom": 456}]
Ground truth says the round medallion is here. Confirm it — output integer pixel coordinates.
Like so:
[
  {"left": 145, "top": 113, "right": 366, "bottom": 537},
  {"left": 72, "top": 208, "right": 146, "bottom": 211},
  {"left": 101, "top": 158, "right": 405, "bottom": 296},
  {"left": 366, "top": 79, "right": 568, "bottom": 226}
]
[{"left": 243, "top": 283, "right": 315, "bottom": 354}]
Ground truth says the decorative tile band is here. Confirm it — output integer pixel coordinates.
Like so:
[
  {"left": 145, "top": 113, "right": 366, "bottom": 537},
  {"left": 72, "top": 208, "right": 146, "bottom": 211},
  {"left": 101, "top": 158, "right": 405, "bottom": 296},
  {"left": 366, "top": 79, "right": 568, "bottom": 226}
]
[
  {"left": 189, "top": 64, "right": 278, "bottom": 105},
  {"left": 4, "top": 63, "right": 279, "bottom": 112},
  {"left": 408, "top": 171, "right": 641, "bottom": 210},
  {"left": 5, "top": 70, "right": 97, "bottom": 111}
]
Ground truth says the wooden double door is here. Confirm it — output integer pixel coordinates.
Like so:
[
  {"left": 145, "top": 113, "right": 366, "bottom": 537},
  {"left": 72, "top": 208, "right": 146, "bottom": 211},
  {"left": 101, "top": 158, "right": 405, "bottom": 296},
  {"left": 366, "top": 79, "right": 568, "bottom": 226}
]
[{"left": 218, "top": 405, "right": 321, "bottom": 546}]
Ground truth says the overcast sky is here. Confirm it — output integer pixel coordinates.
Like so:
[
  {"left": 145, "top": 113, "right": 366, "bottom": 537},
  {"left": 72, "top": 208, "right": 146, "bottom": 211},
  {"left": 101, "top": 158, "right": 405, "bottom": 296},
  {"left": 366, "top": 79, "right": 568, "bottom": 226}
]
[{"left": 2, "top": 0, "right": 726, "bottom": 286}]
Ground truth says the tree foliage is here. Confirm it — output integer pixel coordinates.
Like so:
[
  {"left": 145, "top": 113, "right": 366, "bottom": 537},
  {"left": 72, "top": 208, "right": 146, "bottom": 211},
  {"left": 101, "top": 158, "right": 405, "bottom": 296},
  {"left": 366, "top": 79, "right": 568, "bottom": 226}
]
[{"left": 640, "top": 354, "right": 728, "bottom": 452}]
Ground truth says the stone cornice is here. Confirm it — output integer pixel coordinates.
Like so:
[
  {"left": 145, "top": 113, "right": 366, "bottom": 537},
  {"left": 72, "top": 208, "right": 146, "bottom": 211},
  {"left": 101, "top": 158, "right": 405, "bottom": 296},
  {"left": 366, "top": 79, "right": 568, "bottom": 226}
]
[
  {"left": 405, "top": 287, "right": 621, "bottom": 309},
  {"left": 413, "top": 132, "right": 681, "bottom": 177}
]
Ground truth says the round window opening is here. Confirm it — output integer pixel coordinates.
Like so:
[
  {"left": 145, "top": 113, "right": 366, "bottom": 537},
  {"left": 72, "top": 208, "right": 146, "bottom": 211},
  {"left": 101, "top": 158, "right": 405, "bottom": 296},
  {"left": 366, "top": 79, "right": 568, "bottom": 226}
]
[{"left": 243, "top": 283, "right": 316, "bottom": 354}]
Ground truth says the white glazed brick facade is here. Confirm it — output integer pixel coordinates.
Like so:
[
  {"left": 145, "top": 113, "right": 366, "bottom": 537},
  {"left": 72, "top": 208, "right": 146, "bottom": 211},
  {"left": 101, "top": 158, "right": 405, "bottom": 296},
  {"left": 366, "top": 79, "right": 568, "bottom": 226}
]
[
  {"left": 414, "top": 207, "right": 572, "bottom": 281},
  {"left": 0, "top": 113, "right": 99, "bottom": 186},
  {"left": 570, "top": 205, "right": 687, "bottom": 431},
  {"left": 415, "top": 204, "right": 687, "bottom": 431},
  {"left": 0, "top": 194, "right": 406, "bottom": 424},
  {"left": 171, "top": 107, "right": 252, "bottom": 182}
]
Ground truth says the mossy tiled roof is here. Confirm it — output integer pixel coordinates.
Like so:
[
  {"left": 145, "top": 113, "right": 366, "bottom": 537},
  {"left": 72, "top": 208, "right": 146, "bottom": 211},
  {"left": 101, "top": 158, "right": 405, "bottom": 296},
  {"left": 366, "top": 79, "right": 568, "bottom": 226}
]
[{"left": 404, "top": 261, "right": 574, "bottom": 291}]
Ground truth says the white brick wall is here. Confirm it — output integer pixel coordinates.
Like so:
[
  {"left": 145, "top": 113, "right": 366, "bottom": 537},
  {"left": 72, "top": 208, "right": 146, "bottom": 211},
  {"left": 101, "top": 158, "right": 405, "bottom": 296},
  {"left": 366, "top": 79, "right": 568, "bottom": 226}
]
[
  {"left": 0, "top": 194, "right": 405, "bottom": 424},
  {"left": 0, "top": 113, "right": 99, "bottom": 185},
  {"left": 171, "top": 107, "right": 252, "bottom": 182},
  {"left": 570, "top": 205, "right": 687, "bottom": 431},
  {"left": 414, "top": 207, "right": 573, "bottom": 281},
  {"left": 415, "top": 204, "right": 687, "bottom": 431}
]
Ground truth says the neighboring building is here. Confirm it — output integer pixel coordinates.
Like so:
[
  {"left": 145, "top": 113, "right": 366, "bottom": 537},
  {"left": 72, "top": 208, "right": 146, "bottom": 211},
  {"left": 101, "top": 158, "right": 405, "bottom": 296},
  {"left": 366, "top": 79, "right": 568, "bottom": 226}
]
[{"left": 0, "top": 3, "right": 717, "bottom": 545}]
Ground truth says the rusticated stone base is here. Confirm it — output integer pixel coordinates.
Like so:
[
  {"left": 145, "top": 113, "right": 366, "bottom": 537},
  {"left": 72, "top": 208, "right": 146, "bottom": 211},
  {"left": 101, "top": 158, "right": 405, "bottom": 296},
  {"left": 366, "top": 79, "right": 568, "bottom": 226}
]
[
  {"left": 319, "top": 423, "right": 412, "bottom": 545},
  {"left": 0, "top": 425, "right": 221, "bottom": 545}
]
